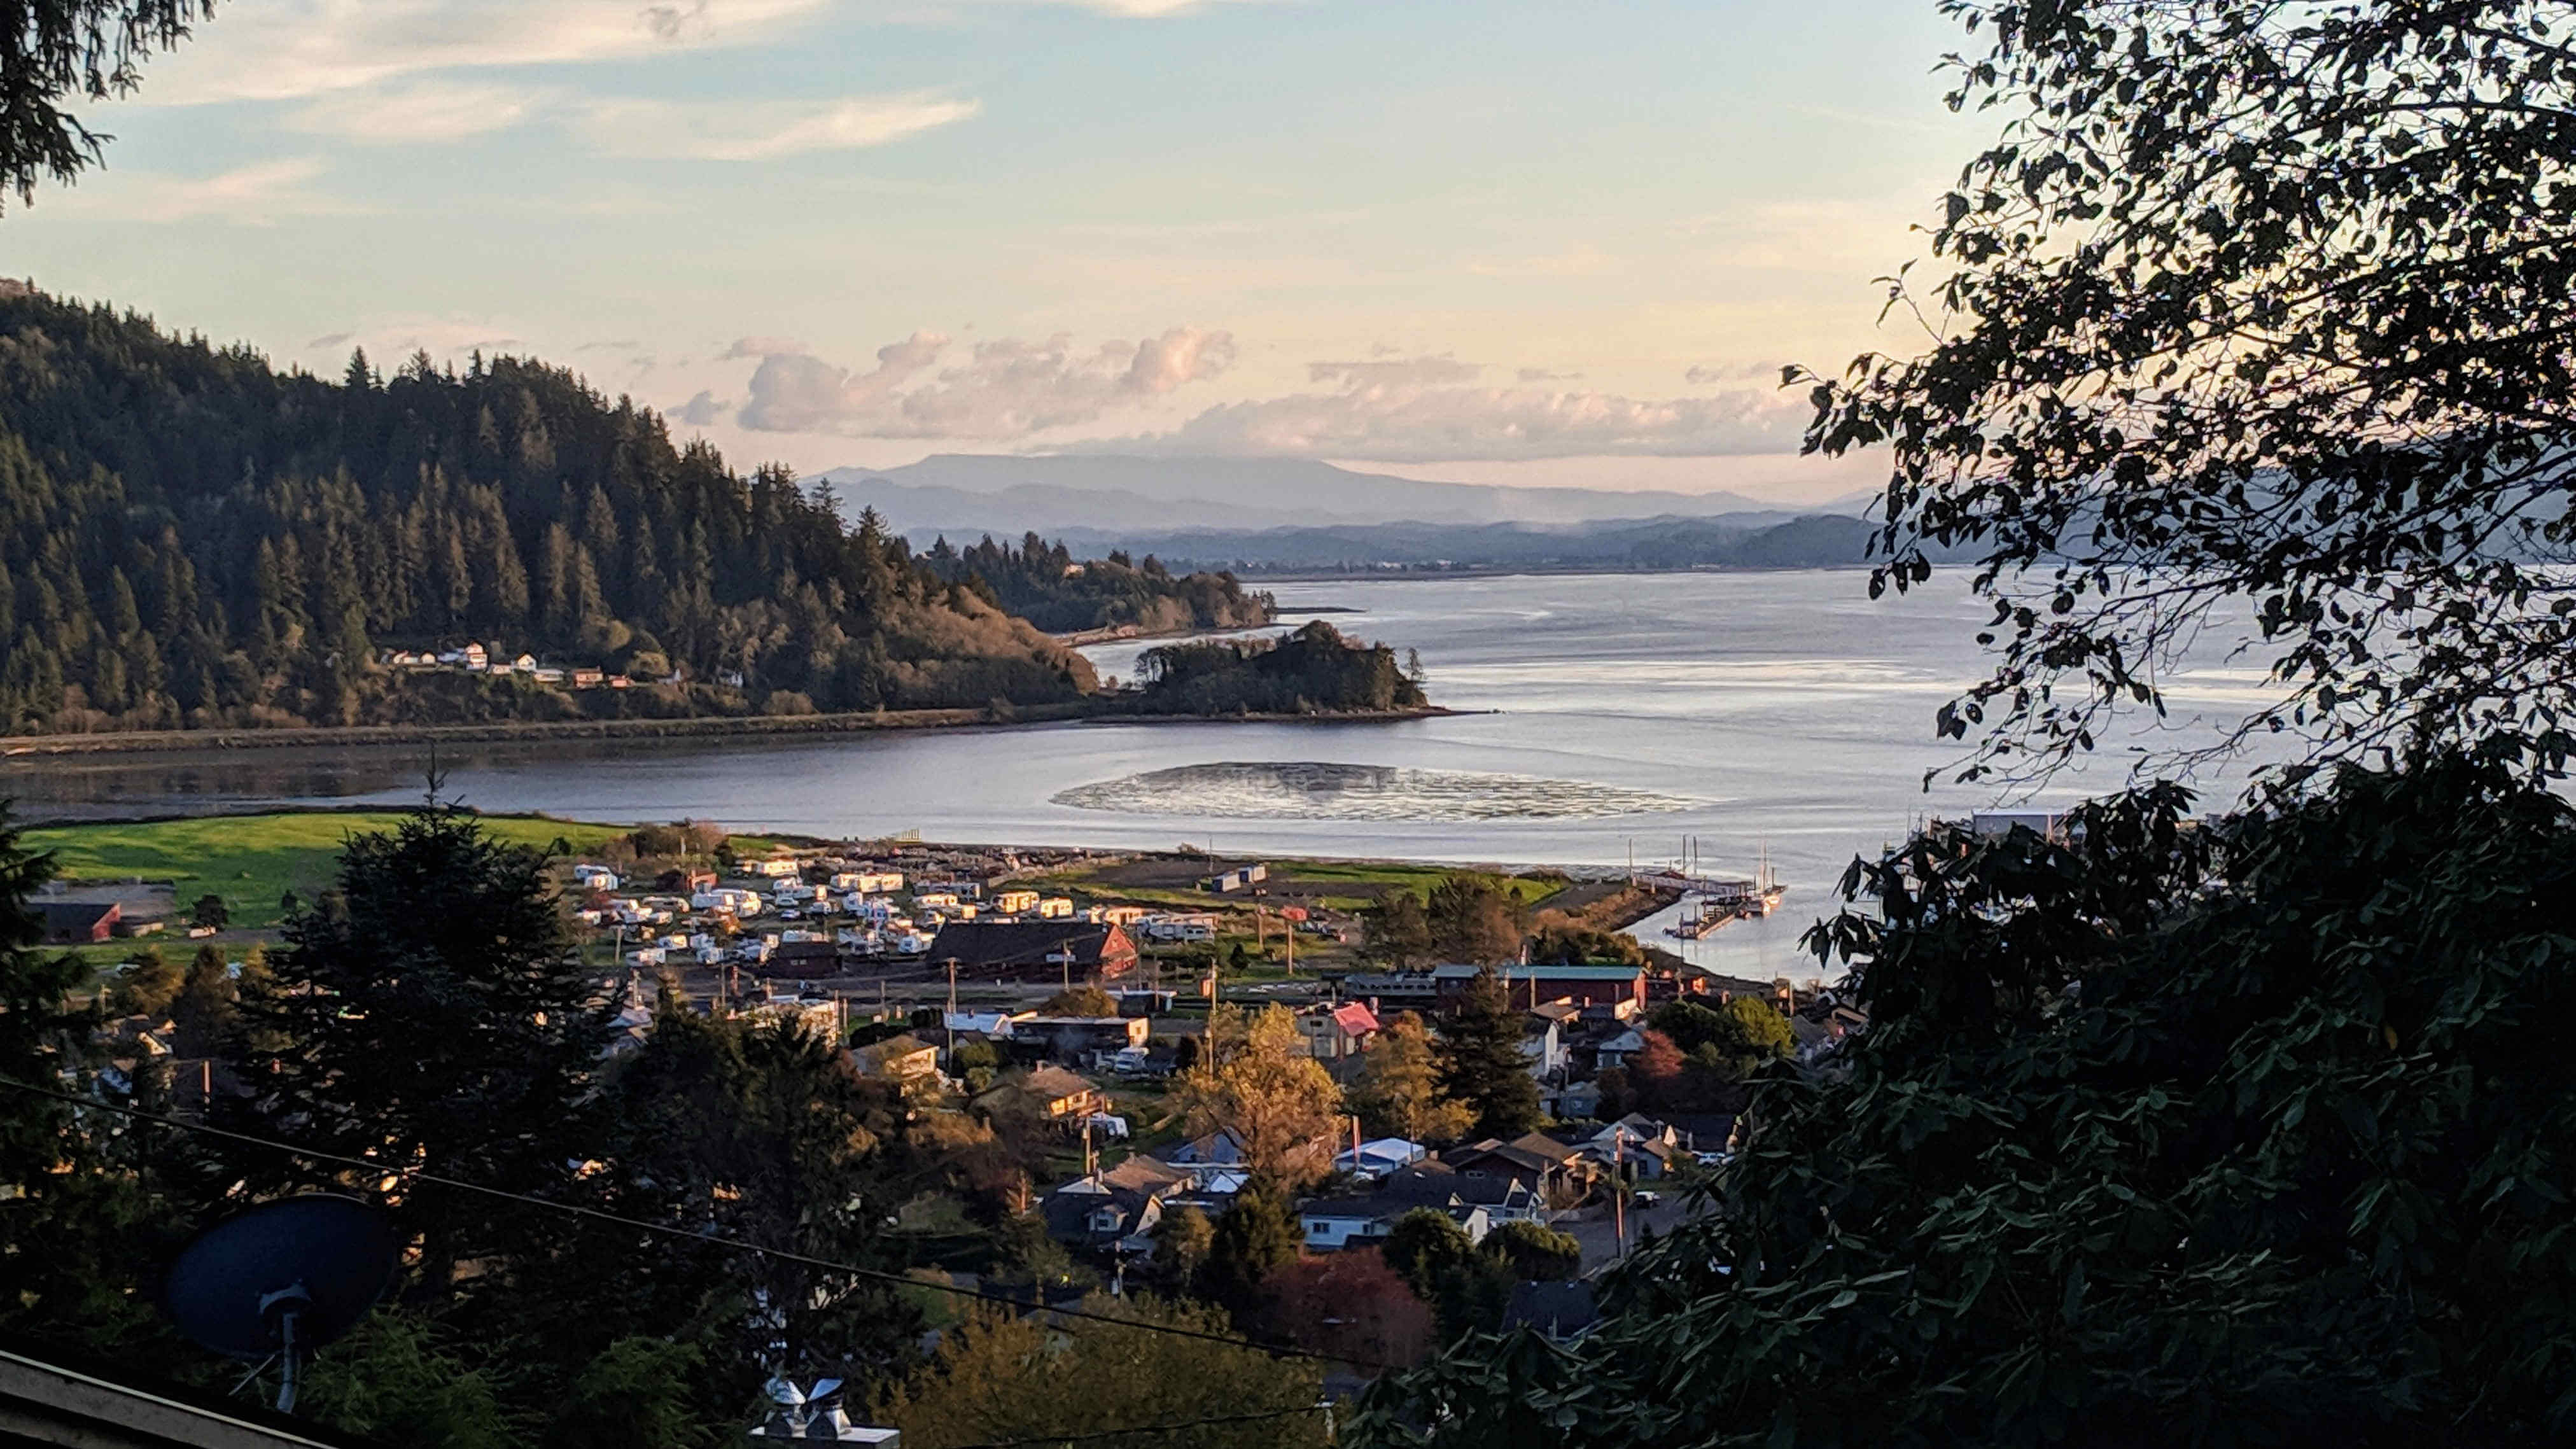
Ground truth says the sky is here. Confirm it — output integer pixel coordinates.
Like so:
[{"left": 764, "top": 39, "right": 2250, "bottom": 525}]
[{"left": 1, "top": 0, "right": 1982, "bottom": 502}]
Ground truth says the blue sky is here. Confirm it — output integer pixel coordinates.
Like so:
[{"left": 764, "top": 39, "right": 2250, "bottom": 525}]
[{"left": 2, "top": 0, "right": 1979, "bottom": 497}]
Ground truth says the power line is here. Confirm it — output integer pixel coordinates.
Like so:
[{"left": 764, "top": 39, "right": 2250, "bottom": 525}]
[
  {"left": 944, "top": 1402, "right": 1325, "bottom": 1447},
  {"left": 0, "top": 1074, "right": 1382, "bottom": 1372}
]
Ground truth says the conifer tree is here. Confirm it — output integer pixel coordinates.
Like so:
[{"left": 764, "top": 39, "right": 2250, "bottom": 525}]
[{"left": 1434, "top": 969, "right": 1539, "bottom": 1140}]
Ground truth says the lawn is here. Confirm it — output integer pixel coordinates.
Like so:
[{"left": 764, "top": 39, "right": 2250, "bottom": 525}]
[{"left": 24, "top": 811, "right": 662, "bottom": 928}]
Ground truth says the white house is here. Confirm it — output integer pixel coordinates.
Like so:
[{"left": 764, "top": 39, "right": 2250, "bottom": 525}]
[
  {"left": 1334, "top": 1137, "right": 1429, "bottom": 1180},
  {"left": 571, "top": 864, "right": 621, "bottom": 891}
]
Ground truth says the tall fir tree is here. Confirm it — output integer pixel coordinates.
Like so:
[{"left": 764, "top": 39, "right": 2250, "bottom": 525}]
[{"left": 1435, "top": 969, "right": 1541, "bottom": 1140}]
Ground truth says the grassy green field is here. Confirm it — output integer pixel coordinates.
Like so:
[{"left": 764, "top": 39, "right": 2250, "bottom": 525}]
[{"left": 22, "top": 811, "right": 697, "bottom": 928}]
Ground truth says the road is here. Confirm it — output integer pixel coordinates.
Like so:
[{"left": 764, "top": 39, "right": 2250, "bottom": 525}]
[{"left": 1559, "top": 1191, "right": 1691, "bottom": 1273}]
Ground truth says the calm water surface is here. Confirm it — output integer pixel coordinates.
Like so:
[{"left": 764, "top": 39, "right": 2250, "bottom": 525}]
[{"left": 1, "top": 570, "right": 2283, "bottom": 981}]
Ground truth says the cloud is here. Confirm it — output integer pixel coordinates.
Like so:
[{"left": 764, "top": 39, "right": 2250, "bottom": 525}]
[
  {"left": 1685, "top": 362, "right": 1774, "bottom": 384},
  {"left": 306, "top": 331, "right": 354, "bottom": 350},
  {"left": 723, "top": 336, "right": 808, "bottom": 359},
  {"left": 39, "top": 157, "right": 350, "bottom": 224},
  {"left": 736, "top": 326, "right": 1235, "bottom": 438},
  {"left": 574, "top": 92, "right": 979, "bottom": 160},
  {"left": 1518, "top": 367, "right": 1583, "bottom": 382},
  {"left": 670, "top": 390, "right": 729, "bottom": 426},
  {"left": 1307, "top": 355, "right": 1483, "bottom": 388},
  {"left": 1070, "top": 368, "right": 1806, "bottom": 462},
  {"left": 283, "top": 78, "right": 538, "bottom": 142},
  {"left": 141, "top": 0, "right": 832, "bottom": 104}
]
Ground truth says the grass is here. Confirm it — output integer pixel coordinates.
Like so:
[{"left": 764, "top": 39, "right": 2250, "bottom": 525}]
[{"left": 21, "top": 810, "right": 752, "bottom": 929}]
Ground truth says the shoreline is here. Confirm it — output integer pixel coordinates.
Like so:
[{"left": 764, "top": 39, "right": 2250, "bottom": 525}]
[{"left": 0, "top": 702, "right": 1469, "bottom": 760}]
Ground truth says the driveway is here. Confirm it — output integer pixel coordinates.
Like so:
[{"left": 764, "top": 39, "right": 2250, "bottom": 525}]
[{"left": 1558, "top": 1191, "right": 1691, "bottom": 1273}]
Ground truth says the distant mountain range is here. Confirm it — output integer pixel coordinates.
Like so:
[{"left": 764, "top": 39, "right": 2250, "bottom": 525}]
[
  {"left": 816, "top": 454, "right": 1882, "bottom": 572},
  {"left": 820, "top": 454, "right": 1866, "bottom": 535}
]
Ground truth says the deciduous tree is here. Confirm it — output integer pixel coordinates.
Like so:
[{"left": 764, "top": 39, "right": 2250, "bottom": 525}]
[
  {"left": 1350, "top": 1011, "right": 1473, "bottom": 1144},
  {"left": 1802, "top": 0, "right": 2576, "bottom": 785},
  {"left": 1175, "top": 1004, "right": 1343, "bottom": 1187}
]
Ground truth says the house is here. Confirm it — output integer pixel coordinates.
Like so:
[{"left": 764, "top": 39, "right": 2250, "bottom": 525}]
[
  {"left": 755, "top": 940, "right": 841, "bottom": 977},
  {"left": 993, "top": 889, "right": 1040, "bottom": 914},
  {"left": 529, "top": 665, "right": 566, "bottom": 684},
  {"left": 1522, "top": 1016, "right": 1567, "bottom": 1078},
  {"left": 851, "top": 1034, "right": 940, "bottom": 1081},
  {"left": 1042, "top": 1156, "right": 1193, "bottom": 1250},
  {"left": 570, "top": 668, "right": 605, "bottom": 689},
  {"left": 1299, "top": 1161, "right": 1534, "bottom": 1250},
  {"left": 1431, "top": 963, "right": 1646, "bottom": 1012},
  {"left": 1034, "top": 897, "right": 1074, "bottom": 919},
  {"left": 1200, "top": 864, "right": 1268, "bottom": 893},
  {"left": 978, "top": 1065, "right": 1107, "bottom": 1123},
  {"left": 571, "top": 864, "right": 621, "bottom": 892},
  {"left": 40, "top": 902, "right": 120, "bottom": 944},
  {"left": 1592, "top": 1026, "right": 1647, "bottom": 1074},
  {"left": 748, "top": 857, "right": 804, "bottom": 879},
  {"left": 1334, "top": 1137, "right": 1428, "bottom": 1180},
  {"left": 1163, "top": 1126, "right": 1252, "bottom": 1167},
  {"left": 511, "top": 652, "right": 538, "bottom": 673},
  {"left": 1443, "top": 1132, "right": 1595, "bottom": 1206},
  {"left": 944, "top": 1009, "right": 1031, "bottom": 1040},
  {"left": 1298, "top": 1001, "right": 1382, "bottom": 1060},
  {"left": 927, "top": 920, "right": 1138, "bottom": 983},
  {"left": 1012, "top": 1014, "right": 1151, "bottom": 1065},
  {"left": 1340, "top": 970, "right": 1441, "bottom": 1007}
]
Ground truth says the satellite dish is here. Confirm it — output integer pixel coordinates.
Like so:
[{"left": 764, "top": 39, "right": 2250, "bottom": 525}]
[{"left": 163, "top": 1194, "right": 400, "bottom": 1412}]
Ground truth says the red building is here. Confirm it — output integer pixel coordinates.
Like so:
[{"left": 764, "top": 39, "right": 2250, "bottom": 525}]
[{"left": 40, "top": 902, "right": 120, "bottom": 944}]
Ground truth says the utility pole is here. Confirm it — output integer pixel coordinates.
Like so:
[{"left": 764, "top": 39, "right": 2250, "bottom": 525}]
[
  {"left": 1613, "top": 1132, "right": 1628, "bottom": 1261},
  {"left": 945, "top": 958, "right": 958, "bottom": 1063}
]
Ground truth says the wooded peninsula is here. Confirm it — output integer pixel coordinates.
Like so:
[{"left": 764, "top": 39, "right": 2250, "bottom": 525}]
[{"left": 0, "top": 291, "right": 1403, "bottom": 739}]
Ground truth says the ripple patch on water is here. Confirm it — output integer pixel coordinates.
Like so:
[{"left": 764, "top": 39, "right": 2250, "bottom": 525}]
[{"left": 1051, "top": 761, "right": 1693, "bottom": 822}]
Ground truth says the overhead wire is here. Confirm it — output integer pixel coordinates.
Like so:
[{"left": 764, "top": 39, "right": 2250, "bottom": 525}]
[{"left": 0, "top": 1074, "right": 1386, "bottom": 1373}]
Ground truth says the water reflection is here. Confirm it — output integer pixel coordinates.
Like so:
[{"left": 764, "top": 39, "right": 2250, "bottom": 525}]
[{"left": 1052, "top": 761, "right": 1695, "bottom": 822}]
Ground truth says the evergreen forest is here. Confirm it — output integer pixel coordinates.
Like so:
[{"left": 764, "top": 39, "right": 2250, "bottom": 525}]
[{"left": 0, "top": 291, "right": 1296, "bottom": 736}]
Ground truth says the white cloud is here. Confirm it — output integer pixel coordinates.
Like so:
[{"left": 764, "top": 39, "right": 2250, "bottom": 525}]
[
  {"left": 283, "top": 79, "right": 538, "bottom": 143},
  {"left": 723, "top": 335, "right": 808, "bottom": 359},
  {"left": 737, "top": 326, "right": 1234, "bottom": 438},
  {"left": 143, "top": 0, "right": 832, "bottom": 104},
  {"left": 39, "top": 157, "right": 349, "bottom": 223},
  {"left": 575, "top": 93, "right": 979, "bottom": 160},
  {"left": 1072, "top": 367, "right": 1807, "bottom": 461}
]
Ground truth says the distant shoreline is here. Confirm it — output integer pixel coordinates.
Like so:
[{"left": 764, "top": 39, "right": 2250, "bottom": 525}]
[{"left": 0, "top": 702, "right": 1469, "bottom": 760}]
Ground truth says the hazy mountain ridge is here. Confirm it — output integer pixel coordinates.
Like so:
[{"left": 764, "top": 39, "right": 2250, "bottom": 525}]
[{"left": 820, "top": 454, "right": 1830, "bottom": 534}]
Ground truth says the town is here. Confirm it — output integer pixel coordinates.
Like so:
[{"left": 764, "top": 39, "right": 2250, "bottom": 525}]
[{"left": 57, "top": 812, "right": 1864, "bottom": 1412}]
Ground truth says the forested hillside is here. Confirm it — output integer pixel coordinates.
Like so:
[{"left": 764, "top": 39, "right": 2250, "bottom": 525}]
[
  {"left": 0, "top": 291, "right": 1095, "bottom": 734},
  {"left": 923, "top": 531, "right": 1274, "bottom": 634}
]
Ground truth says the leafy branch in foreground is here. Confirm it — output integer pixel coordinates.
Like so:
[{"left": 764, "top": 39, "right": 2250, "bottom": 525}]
[{"left": 1803, "top": 1, "right": 2576, "bottom": 784}]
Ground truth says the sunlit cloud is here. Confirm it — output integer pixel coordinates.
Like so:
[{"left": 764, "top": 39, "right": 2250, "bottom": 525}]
[
  {"left": 283, "top": 79, "right": 539, "bottom": 143},
  {"left": 38, "top": 157, "right": 353, "bottom": 224},
  {"left": 736, "top": 326, "right": 1235, "bottom": 438},
  {"left": 574, "top": 94, "right": 980, "bottom": 160}
]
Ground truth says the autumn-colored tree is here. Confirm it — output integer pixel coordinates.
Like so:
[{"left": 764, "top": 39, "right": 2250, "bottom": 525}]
[
  {"left": 879, "top": 1294, "right": 1323, "bottom": 1449},
  {"left": 1264, "top": 1247, "right": 1435, "bottom": 1368},
  {"left": 1152, "top": 1204, "right": 1214, "bottom": 1287},
  {"left": 1175, "top": 1004, "right": 1343, "bottom": 1187},
  {"left": 1350, "top": 1011, "right": 1473, "bottom": 1144},
  {"left": 1038, "top": 984, "right": 1118, "bottom": 1016}
]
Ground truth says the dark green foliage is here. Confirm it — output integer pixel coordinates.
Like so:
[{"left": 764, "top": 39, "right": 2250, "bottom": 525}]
[
  {"left": 1646, "top": 996, "right": 1791, "bottom": 1082},
  {"left": 1380, "top": 1209, "right": 1511, "bottom": 1340},
  {"left": 1359, "top": 757, "right": 2576, "bottom": 1446},
  {"left": 587, "top": 1000, "right": 923, "bottom": 1396},
  {"left": 298, "top": 1313, "right": 519, "bottom": 1449},
  {"left": 0, "top": 801, "right": 174, "bottom": 1350},
  {"left": 236, "top": 799, "right": 611, "bottom": 1295},
  {"left": 1198, "top": 1186, "right": 1302, "bottom": 1321},
  {"left": 1523, "top": 923, "right": 1646, "bottom": 967},
  {"left": 1362, "top": 891, "right": 1433, "bottom": 969},
  {"left": 0, "top": 1, "right": 207, "bottom": 211},
  {"left": 1435, "top": 969, "right": 1539, "bottom": 1140},
  {"left": 1135, "top": 620, "right": 1426, "bottom": 716},
  {"left": 924, "top": 531, "right": 1273, "bottom": 634},
  {"left": 187, "top": 890, "right": 225, "bottom": 929},
  {"left": 1424, "top": 876, "right": 1527, "bottom": 967},
  {"left": 166, "top": 942, "right": 234, "bottom": 1056},
  {"left": 0, "top": 292, "right": 1095, "bottom": 734},
  {"left": 1800, "top": 1, "right": 2576, "bottom": 782},
  {"left": 103, "top": 944, "right": 176, "bottom": 1016},
  {"left": 1478, "top": 1221, "right": 1580, "bottom": 1283}
]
